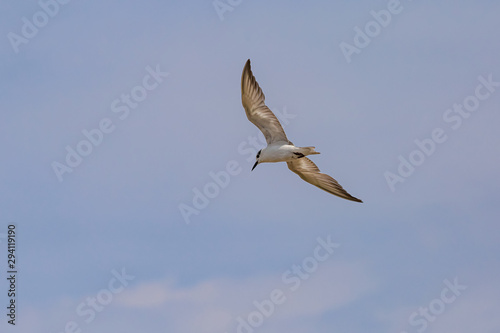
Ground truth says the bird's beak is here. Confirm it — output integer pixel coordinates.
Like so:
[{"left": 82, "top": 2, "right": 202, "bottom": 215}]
[{"left": 251, "top": 161, "right": 259, "bottom": 171}]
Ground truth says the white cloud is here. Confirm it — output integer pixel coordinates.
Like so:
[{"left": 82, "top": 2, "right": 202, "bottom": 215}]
[
  {"left": 114, "top": 280, "right": 173, "bottom": 307},
  {"left": 110, "top": 260, "right": 375, "bottom": 333},
  {"left": 23, "top": 260, "right": 374, "bottom": 333}
]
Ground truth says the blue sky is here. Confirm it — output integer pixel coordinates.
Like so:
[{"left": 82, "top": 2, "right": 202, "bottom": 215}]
[{"left": 1, "top": 0, "right": 499, "bottom": 332}]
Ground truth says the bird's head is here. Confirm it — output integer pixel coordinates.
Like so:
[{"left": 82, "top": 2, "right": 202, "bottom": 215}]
[{"left": 252, "top": 149, "right": 262, "bottom": 171}]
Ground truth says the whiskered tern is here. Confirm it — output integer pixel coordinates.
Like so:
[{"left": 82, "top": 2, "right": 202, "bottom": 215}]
[{"left": 241, "top": 59, "right": 362, "bottom": 203}]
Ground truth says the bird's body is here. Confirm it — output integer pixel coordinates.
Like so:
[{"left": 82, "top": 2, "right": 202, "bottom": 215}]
[
  {"left": 241, "top": 59, "right": 362, "bottom": 203},
  {"left": 258, "top": 143, "right": 319, "bottom": 163}
]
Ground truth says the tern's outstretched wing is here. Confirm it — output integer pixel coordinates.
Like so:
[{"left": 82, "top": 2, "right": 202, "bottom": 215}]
[
  {"left": 241, "top": 59, "right": 288, "bottom": 145},
  {"left": 287, "top": 157, "right": 362, "bottom": 202}
]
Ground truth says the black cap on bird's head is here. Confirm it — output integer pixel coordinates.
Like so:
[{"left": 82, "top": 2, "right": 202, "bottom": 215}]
[{"left": 252, "top": 149, "right": 262, "bottom": 171}]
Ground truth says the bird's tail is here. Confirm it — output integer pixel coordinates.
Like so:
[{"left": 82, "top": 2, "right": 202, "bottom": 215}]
[{"left": 301, "top": 146, "right": 320, "bottom": 155}]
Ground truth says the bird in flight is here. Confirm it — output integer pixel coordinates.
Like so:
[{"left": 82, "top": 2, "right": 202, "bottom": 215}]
[{"left": 241, "top": 59, "right": 362, "bottom": 202}]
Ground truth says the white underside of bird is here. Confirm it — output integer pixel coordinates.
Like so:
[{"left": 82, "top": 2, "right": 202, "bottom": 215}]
[
  {"left": 241, "top": 59, "right": 362, "bottom": 203},
  {"left": 257, "top": 143, "right": 319, "bottom": 163}
]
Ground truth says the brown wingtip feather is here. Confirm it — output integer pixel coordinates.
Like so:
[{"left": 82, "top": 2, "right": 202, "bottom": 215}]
[
  {"left": 241, "top": 59, "right": 253, "bottom": 96},
  {"left": 287, "top": 158, "right": 363, "bottom": 203},
  {"left": 242, "top": 59, "right": 251, "bottom": 77},
  {"left": 323, "top": 185, "right": 363, "bottom": 203},
  {"left": 315, "top": 181, "right": 363, "bottom": 203}
]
